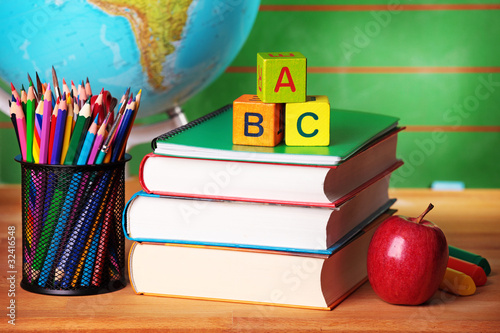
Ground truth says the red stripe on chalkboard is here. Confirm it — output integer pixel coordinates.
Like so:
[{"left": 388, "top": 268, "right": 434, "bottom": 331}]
[
  {"left": 226, "top": 67, "right": 500, "bottom": 74},
  {"left": 259, "top": 4, "right": 500, "bottom": 11}
]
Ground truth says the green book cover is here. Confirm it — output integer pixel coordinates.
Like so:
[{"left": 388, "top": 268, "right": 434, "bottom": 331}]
[{"left": 152, "top": 105, "right": 399, "bottom": 166}]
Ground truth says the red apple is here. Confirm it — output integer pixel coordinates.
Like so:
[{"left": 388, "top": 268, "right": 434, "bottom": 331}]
[{"left": 367, "top": 203, "right": 448, "bottom": 305}]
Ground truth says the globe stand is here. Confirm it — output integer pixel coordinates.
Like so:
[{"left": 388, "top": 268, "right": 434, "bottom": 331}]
[{"left": 124, "top": 105, "right": 188, "bottom": 177}]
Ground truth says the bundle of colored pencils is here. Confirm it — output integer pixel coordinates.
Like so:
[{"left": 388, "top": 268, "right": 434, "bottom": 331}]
[
  {"left": 12, "top": 68, "right": 140, "bottom": 292},
  {"left": 9, "top": 67, "right": 141, "bottom": 165}
]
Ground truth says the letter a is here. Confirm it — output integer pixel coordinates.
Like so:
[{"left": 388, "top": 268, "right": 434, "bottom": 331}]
[{"left": 274, "top": 67, "right": 296, "bottom": 93}]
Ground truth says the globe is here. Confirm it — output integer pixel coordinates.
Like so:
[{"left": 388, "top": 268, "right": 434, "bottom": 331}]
[{"left": 0, "top": 0, "right": 260, "bottom": 119}]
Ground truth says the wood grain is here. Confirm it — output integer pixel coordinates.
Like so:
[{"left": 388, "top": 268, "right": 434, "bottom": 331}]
[{"left": 1, "top": 179, "right": 499, "bottom": 332}]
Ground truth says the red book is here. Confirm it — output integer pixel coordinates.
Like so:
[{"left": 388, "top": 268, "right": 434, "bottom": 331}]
[{"left": 140, "top": 130, "right": 402, "bottom": 208}]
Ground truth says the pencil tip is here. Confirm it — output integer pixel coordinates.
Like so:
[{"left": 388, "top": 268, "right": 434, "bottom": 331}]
[{"left": 10, "top": 82, "right": 15, "bottom": 91}]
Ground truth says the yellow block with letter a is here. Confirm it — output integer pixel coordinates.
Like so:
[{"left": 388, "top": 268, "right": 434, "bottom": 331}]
[
  {"left": 285, "top": 95, "right": 330, "bottom": 146},
  {"left": 257, "top": 52, "right": 306, "bottom": 103},
  {"left": 233, "top": 94, "right": 284, "bottom": 147}
]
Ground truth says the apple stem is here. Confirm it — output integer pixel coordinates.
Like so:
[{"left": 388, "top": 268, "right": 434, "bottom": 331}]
[{"left": 415, "top": 203, "right": 434, "bottom": 224}]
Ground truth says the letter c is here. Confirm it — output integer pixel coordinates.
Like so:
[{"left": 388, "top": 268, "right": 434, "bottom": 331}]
[{"left": 297, "top": 112, "right": 319, "bottom": 137}]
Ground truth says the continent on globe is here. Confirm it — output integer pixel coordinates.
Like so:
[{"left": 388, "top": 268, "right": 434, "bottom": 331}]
[{"left": 88, "top": 0, "right": 193, "bottom": 90}]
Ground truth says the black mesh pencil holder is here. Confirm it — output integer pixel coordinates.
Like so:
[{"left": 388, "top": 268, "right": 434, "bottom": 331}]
[{"left": 16, "top": 154, "right": 131, "bottom": 295}]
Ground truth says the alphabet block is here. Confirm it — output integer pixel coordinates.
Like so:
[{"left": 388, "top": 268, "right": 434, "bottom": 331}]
[
  {"left": 257, "top": 52, "right": 306, "bottom": 103},
  {"left": 233, "top": 94, "right": 284, "bottom": 147},
  {"left": 285, "top": 95, "right": 330, "bottom": 146}
]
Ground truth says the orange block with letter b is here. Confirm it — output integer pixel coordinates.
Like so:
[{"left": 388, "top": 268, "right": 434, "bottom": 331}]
[
  {"left": 285, "top": 95, "right": 330, "bottom": 146},
  {"left": 233, "top": 95, "right": 284, "bottom": 147}
]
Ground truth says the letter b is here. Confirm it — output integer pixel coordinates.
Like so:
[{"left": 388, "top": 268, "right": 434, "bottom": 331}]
[{"left": 244, "top": 112, "right": 264, "bottom": 137}]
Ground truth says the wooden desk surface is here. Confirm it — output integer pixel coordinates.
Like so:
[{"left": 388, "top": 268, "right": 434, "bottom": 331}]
[{"left": 1, "top": 179, "right": 499, "bottom": 332}]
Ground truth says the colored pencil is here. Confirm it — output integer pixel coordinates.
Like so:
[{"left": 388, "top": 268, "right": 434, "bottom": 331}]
[
  {"left": 76, "top": 114, "right": 99, "bottom": 165},
  {"left": 32, "top": 97, "right": 44, "bottom": 163},
  {"left": 72, "top": 94, "right": 80, "bottom": 130},
  {"left": 26, "top": 82, "right": 36, "bottom": 162},
  {"left": 92, "top": 89, "right": 104, "bottom": 124},
  {"left": 27, "top": 166, "right": 49, "bottom": 281},
  {"left": 35, "top": 72, "right": 43, "bottom": 102},
  {"left": 27, "top": 73, "right": 37, "bottom": 99},
  {"left": 111, "top": 98, "right": 135, "bottom": 162},
  {"left": 85, "top": 77, "right": 92, "bottom": 97},
  {"left": 10, "top": 83, "right": 21, "bottom": 103},
  {"left": 39, "top": 85, "right": 53, "bottom": 164},
  {"left": 29, "top": 165, "right": 58, "bottom": 280},
  {"left": 117, "top": 90, "right": 141, "bottom": 161},
  {"left": 91, "top": 186, "right": 116, "bottom": 286},
  {"left": 50, "top": 88, "right": 56, "bottom": 110},
  {"left": 60, "top": 172, "right": 110, "bottom": 288},
  {"left": 88, "top": 111, "right": 110, "bottom": 165},
  {"left": 70, "top": 80, "right": 78, "bottom": 98},
  {"left": 14, "top": 100, "right": 27, "bottom": 161},
  {"left": 38, "top": 170, "right": 91, "bottom": 287},
  {"left": 55, "top": 176, "right": 98, "bottom": 285},
  {"left": 64, "top": 99, "right": 91, "bottom": 165},
  {"left": 62, "top": 78, "right": 71, "bottom": 96},
  {"left": 52, "top": 66, "right": 61, "bottom": 101},
  {"left": 95, "top": 88, "right": 129, "bottom": 164},
  {"left": 20, "top": 86, "right": 27, "bottom": 113},
  {"left": 9, "top": 101, "right": 21, "bottom": 155},
  {"left": 51, "top": 95, "right": 67, "bottom": 165},
  {"left": 30, "top": 171, "right": 65, "bottom": 281},
  {"left": 103, "top": 95, "right": 133, "bottom": 163},
  {"left": 47, "top": 99, "right": 58, "bottom": 162},
  {"left": 60, "top": 96, "right": 74, "bottom": 164},
  {"left": 78, "top": 81, "right": 87, "bottom": 109},
  {"left": 77, "top": 175, "right": 118, "bottom": 287},
  {"left": 79, "top": 219, "right": 103, "bottom": 287}
]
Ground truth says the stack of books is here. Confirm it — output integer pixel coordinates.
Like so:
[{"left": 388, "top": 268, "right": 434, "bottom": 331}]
[{"left": 123, "top": 104, "right": 404, "bottom": 310}]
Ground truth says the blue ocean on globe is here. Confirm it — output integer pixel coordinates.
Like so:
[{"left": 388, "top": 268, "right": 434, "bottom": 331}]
[{"left": 0, "top": 0, "right": 260, "bottom": 118}]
